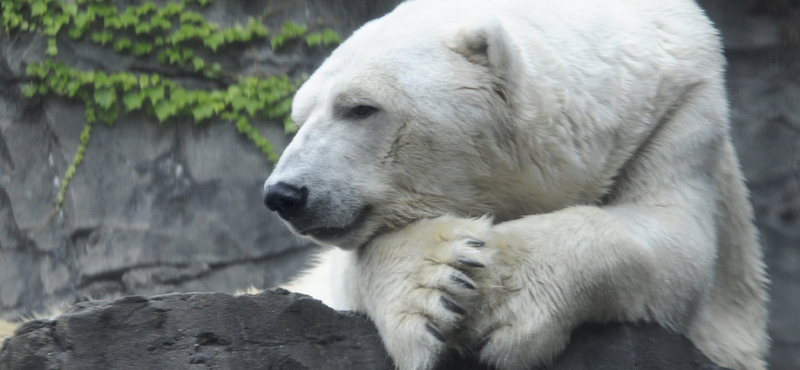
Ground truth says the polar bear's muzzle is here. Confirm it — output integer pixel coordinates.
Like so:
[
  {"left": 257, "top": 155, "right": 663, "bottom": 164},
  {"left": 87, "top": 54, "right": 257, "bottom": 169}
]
[
  {"left": 264, "top": 181, "right": 308, "bottom": 221},
  {"left": 263, "top": 180, "right": 372, "bottom": 245}
]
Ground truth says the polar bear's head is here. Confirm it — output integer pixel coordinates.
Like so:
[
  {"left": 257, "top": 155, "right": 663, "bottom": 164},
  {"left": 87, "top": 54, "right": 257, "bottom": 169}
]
[{"left": 264, "top": 5, "right": 588, "bottom": 249}]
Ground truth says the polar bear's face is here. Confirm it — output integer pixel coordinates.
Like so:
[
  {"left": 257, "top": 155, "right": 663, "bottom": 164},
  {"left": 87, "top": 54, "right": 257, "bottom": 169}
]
[{"left": 264, "top": 14, "right": 571, "bottom": 249}]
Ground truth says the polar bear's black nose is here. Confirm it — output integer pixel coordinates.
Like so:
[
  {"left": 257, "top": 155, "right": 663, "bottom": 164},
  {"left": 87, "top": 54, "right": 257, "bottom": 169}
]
[{"left": 264, "top": 182, "right": 308, "bottom": 220}]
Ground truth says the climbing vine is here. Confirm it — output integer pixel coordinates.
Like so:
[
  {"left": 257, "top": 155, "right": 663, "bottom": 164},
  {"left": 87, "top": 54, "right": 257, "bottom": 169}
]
[{"left": 1, "top": 0, "right": 341, "bottom": 209}]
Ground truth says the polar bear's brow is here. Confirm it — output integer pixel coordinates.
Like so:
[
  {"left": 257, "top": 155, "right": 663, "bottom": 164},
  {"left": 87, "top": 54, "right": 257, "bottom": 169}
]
[{"left": 333, "top": 91, "right": 376, "bottom": 111}]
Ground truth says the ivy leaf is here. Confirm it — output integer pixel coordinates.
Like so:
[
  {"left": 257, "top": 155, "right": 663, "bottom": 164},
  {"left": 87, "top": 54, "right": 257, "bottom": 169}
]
[
  {"left": 247, "top": 19, "right": 268, "bottom": 37},
  {"left": 150, "top": 17, "right": 170, "bottom": 31},
  {"left": 154, "top": 100, "right": 175, "bottom": 122},
  {"left": 118, "top": 12, "right": 138, "bottom": 28},
  {"left": 131, "top": 42, "right": 153, "bottom": 56},
  {"left": 245, "top": 99, "right": 261, "bottom": 117},
  {"left": 65, "top": 81, "right": 80, "bottom": 97},
  {"left": 283, "top": 115, "right": 298, "bottom": 134},
  {"left": 161, "top": 2, "right": 184, "bottom": 16},
  {"left": 22, "top": 84, "right": 38, "bottom": 98},
  {"left": 120, "top": 73, "right": 138, "bottom": 91},
  {"left": 192, "top": 104, "right": 214, "bottom": 122},
  {"left": 305, "top": 33, "right": 323, "bottom": 47},
  {"left": 211, "top": 101, "right": 225, "bottom": 113},
  {"left": 203, "top": 32, "right": 224, "bottom": 52},
  {"left": 94, "top": 88, "right": 117, "bottom": 109},
  {"left": 145, "top": 85, "right": 164, "bottom": 105},
  {"left": 97, "top": 106, "right": 118, "bottom": 125},
  {"left": 91, "top": 31, "right": 114, "bottom": 45},
  {"left": 84, "top": 105, "right": 96, "bottom": 123},
  {"left": 46, "top": 38, "right": 58, "bottom": 56},
  {"left": 113, "top": 37, "right": 132, "bottom": 51},
  {"left": 104, "top": 17, "right": 121, "bottom": 29},
  {"left": 191, "top": 56, "right": 205, "bottom": 71},
  {"left": 60, "top": 2, "right": 78, "bottom": 16},
  {"left": 169, "top": 87, "right": 189, "bottom": 109},
  {"left": 123, "top": 91, "right": 145, "bottom": 111},
  {"left": 135, "top": 22, "right": 151, "bottom": 34},
  {"left": 87, "top": 3, "right": 117, "bottom": 18},
  {"left": 282, "top": 21, "right": 306, "bottom": 36},
  {"left": 30, "top": 1, "right": 47, "bottom": 17},
  {"left": 270, "top": 35, "right": 284, "bottom": 50},
  {"left": 180, "top": 11, "right": 204, "bottom": 24},
  {"left": 234, "top": 116, "right": 250, "bottom": 133},
  {"left": 305, "top": 29, "right": 341, "bottom": 47},
  {"left": 136, "top": 2, "right": 157, "bottom": 15}
]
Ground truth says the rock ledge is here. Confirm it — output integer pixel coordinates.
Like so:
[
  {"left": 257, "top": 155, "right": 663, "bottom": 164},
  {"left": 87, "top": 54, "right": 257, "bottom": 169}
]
[{"left": 0, "top": 289, "right": 729, "bottom": 370}]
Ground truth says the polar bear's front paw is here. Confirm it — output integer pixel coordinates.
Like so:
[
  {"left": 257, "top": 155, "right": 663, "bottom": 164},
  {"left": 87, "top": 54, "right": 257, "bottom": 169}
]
[
  {"left": 475, "top": 318, "right": 572, "bottom": 370},
  {"left": 377, "top": 218, "right": 496, "bottom": 370},
  {"left": 411, "top": 235, "right": 490, "bottom": 337}
]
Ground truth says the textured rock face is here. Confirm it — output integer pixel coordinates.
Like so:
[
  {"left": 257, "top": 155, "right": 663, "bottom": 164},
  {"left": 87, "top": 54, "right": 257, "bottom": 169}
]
[
  {"left": 0, "top": 289, "right": 729, "bottom": 370},
  {"left": 0, "top": 0, "right": 402, "bottom": 318},
  {"left": 0, "top": 290, "right": 395, "bottom": 370},
  {"left": 701, "top": 1, "right": 800, "bottom": 368},
  {"left": 0, "top": 0, "right": 798, "bottom": 369}
]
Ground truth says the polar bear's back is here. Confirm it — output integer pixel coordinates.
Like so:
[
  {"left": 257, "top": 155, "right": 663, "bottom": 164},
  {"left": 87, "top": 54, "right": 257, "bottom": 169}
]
[{"left": 350, "top": 0, "right": 726, "bottom": 142}]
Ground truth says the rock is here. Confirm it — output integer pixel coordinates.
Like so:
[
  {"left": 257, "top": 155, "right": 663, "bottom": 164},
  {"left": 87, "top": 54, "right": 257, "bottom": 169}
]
[
  {"left": 0, "top": 289, "right": 729, "bottom": 370},
  {"left": 696, "top": 1, "right": 800, "bottom": 368},
  {"left": 0, "top": 0, "right": 403, "bottom": 320}
]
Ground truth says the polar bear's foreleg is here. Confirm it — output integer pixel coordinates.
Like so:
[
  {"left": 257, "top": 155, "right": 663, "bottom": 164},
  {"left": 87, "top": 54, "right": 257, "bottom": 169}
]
[
  {"left": 352, "top": 189, "right": 719, "bottom": 370},
  {"left": 472, "top": 90, "right": 731, "bottom": 368},
  {"left": 475, "top": 197, "right": 719, "bottom": 369}
]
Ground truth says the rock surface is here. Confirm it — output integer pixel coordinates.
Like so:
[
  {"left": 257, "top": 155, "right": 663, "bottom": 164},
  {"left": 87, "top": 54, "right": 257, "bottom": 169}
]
[
  {"left": 0, "top": 0, "right": 402, "bottom": 319},
  {"left": 0, "top": 0, "right": 798, "bottom": 369},
  {"left": 701, "top": 1, "right": 800, "bottom": 368},
  {"left": 0, "top": 289, "right": 730, "bottom": 370}
]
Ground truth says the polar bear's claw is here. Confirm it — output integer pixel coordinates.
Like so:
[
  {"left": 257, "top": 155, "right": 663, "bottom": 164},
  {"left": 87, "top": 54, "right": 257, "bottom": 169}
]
[
  {"left": 449, "top": 274, "right": 476, "bottom": 290},
  {"left": 439, "top": 295, "right": 466, "bottom": 315},
  {"left": 472, "top": 335, "right": 491, "bottom": 354},
  {"left": 425, "top": 322, "right": 447, "bottom": 342},
  {"left": 464, "top": 238, "right": 485, "bottom": 247},
  {"left": 455, "top": 256, "right": 485, "bottom": 268}
]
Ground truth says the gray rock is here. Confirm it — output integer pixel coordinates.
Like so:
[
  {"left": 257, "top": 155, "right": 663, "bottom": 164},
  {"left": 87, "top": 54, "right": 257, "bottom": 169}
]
[
  {"left": 0, "top": 0, "right": 403, "bottom": 320},
  {"left": 0, "top": 289, "right": 730, "bottom": 370},
  {"left": 699, "top": 2, "right": 800, "bottom": 369}
]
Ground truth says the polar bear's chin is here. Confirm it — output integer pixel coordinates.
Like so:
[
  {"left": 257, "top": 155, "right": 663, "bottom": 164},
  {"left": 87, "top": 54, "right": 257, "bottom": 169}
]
[{"left": 298, "top": 205, "right": 374, "bottom": 249}]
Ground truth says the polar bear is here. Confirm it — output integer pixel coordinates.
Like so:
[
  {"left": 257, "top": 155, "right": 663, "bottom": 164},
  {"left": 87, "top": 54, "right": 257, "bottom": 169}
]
[{"left": 263, "top": 0, "right": 769, "bottom": 369}]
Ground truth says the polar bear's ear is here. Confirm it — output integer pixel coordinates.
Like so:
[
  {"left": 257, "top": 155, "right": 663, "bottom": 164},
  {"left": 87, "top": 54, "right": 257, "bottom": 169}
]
[{"left": 449, "top": 19, "right": 517, "bottom": 77}]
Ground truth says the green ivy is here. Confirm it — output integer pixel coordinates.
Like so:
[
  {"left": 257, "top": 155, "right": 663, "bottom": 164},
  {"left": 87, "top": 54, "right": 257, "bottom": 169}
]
[{"left": 2, "top": 0, "right": 340, "bottom": 209}]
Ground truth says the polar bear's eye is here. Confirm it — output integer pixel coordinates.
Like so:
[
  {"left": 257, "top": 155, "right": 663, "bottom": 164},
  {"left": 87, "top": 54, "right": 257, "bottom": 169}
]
[{"left": 347, "top": 105, "right": 378, "bottom": 119}]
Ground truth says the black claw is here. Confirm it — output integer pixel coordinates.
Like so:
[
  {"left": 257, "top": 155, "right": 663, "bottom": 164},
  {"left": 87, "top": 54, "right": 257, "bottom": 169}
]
[
  {"left": 440, "top": 296, "right": 466, "bottom": 315},
  {"left": 472, "top": 336, "right": 491, "bottom": 353},
  {"left": 465, "top": 238, "right": 485, "bottom": 247},
  {"left": 456, "top": 256, "right": 485, "bottom": 268},
  {"left": 450, "top": 274, "right": 476, "bottom": 290},
  {"left": 426, "top": 322, "right": 446, "bottom": 342}
]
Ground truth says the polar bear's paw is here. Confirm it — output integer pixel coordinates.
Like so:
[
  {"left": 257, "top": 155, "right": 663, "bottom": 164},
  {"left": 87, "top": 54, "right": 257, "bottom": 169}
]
[
  {"left": 475, "top": 319, "right": 572, "bottom": 370},
  {"left": 377, "top": 217, "right": 497, "bottom": 370},
  {"left": 413, "top": 234, "right": 492, "bottom": 333}
]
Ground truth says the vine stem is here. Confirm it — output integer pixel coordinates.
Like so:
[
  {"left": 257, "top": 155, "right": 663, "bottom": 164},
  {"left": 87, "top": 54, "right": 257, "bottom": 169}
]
[{"left": 56, "top": 121, "right": 92, "bottom": 210}]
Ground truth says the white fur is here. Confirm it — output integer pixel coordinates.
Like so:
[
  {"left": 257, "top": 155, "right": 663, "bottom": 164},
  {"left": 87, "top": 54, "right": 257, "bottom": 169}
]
[{"left": 270, "top": 0, "right": 769, "bottom": 369}]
